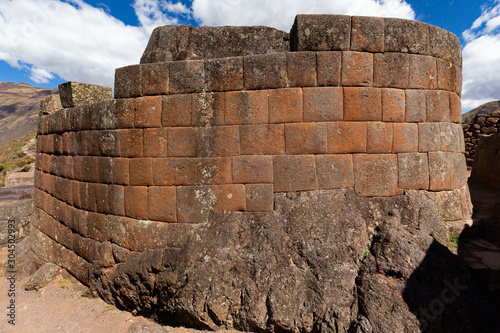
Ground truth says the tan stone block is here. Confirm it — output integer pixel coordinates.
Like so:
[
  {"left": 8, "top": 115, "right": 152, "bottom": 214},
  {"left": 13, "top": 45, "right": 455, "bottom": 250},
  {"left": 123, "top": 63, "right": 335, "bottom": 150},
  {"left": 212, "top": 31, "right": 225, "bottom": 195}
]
[
  {"left": 148, "top": 186, "right": 177, "bottom": 222},
  {"left": 240, "top": 124, "right": 285, "bottom": 155},
  {"left": 327, "top": 121, "right": 367, "bottom": 153},
  {"left": 135, "top": 96, "right": 162, "bottom": 128},
  {"left": 341, "top": 51, "right": 373, "bottom": 86},
  {"left": 374, "top": 52, "right": 409, "bottom": 89},
  {"left": 315, "top": 154, "right": 354, "bottom": 189},
  {"left": 233, "top": 155, "right": 273, "bottom": 184},
  {"left": 405, "top": 90, "right": 426, "bottom": 122},
  {"left": 285, "top": 122, "right": 327, "bottom": 154},
  {"left": 273, "top": 155, "right": 317, "bottom": 192},
  {"left": 344, "top": 87, "right": 381, "bottom": 121},
  {"left": 162, "top": 94, "right": 192, "bottom": 127},
  {"left": 316, "top": 51, "right": 341, "bottom": 86},
  {"left": 393, "top": 123, "right": 418, "bottom": 152},
  {"left": 418, "top": 123, "right": 441, "bottom": 152},
  {"left": 367, "top": 122, "right": 393, "bottom": 153},
  {"left": 286, "top": 52, "right": 317, "bottom": 87},
  {"left": 124, "top": 186, "right": 148, "bottom": 220},
  {"left": 409, "top": 54, "right": 437, "bottom": 89},
  {"left": 382, "top": 88, "right": 405, "bottom": 122},
  {"left": 129, "top": 158, "right": 153, "bottom": 186},
  {"left": 303, "top": 87, "right": 343, "bottom": 122},
  {"left": 245, "top": 184, "right": 274, "bottom": 211},
  {"left": 269, "top": 88, "right": 303, "bottom": 123},
  {"left": 244, "top": 53, "right": 287, "bottom": 90},
  {"left": 398, "top": 153, "right": 429, "bottom": 190},
  {"left": 141, "top": 62, "right": 169, "bottom": 96},
  {"left": 225, "top": 90, "right": 268, "bottom": 125},
  {"left": 429, "top": 152, "right": 455, "bottom": 191},
  {"left": 205, "top": 57, "right": 244, "bottom": 92},
  {"left": 353, "top": 154, "right": 399, "bottom": 196}
]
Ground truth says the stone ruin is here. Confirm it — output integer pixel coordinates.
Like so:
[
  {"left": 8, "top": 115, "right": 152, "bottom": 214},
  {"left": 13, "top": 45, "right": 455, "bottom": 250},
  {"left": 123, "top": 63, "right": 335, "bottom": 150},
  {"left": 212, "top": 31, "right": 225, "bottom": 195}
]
[
  {"left": 462, "top": 111, "right": 500, "bottom": 166},
  {"left": 30, "top": 14, "right": 496, "bottom": 332}
]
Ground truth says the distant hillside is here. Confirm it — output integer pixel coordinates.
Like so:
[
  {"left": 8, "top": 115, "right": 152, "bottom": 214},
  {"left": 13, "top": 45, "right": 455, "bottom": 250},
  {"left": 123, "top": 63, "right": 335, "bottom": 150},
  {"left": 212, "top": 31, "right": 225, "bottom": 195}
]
[
  {"left": 462, "top": 100, "right": 500, "bottom": 123},
  {"left": 0, "top": 82, "right": 57, "bottom": 148}
]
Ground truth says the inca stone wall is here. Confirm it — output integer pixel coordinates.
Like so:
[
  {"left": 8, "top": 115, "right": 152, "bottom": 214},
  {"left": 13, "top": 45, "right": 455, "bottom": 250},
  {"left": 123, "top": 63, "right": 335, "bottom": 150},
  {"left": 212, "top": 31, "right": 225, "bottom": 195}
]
[
  {"left": 470, "top": 132, "right": 500, "bottom": 189},
  {"left": 462, "top": 111, "right": 500, "bottom": 166},
  {"left": 30, "top": 15, "right": 474, "bottom": 331}
]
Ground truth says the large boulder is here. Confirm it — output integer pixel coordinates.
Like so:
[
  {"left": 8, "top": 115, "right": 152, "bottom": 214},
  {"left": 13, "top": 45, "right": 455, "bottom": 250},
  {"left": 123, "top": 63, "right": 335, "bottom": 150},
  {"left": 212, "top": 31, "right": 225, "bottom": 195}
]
[{"left": 88, "top": 189, "right": 498, "bottom": 332}]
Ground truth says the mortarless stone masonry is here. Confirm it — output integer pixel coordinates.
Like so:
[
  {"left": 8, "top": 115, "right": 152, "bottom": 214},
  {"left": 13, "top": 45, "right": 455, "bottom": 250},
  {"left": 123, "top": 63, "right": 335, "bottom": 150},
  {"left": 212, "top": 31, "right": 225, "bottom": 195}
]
[{"left": 29, "top": 15, "right": 478, "bottom": 331}]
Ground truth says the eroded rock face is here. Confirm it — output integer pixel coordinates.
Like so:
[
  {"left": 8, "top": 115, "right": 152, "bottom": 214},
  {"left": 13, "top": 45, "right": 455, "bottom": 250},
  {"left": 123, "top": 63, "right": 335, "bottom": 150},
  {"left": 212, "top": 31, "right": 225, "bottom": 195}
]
[
  {"left": 140, "top": 25, "right": 290, "bottom": 63},
  {"left": 87, "top": 189, "right": 498, "bottom": 332}
]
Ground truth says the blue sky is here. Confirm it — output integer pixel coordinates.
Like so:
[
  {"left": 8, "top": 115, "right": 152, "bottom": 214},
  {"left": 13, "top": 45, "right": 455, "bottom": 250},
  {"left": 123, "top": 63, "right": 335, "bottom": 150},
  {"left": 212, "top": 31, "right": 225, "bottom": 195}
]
[{"left": 1, "top": 0, "right": 499, "bottom": 111}]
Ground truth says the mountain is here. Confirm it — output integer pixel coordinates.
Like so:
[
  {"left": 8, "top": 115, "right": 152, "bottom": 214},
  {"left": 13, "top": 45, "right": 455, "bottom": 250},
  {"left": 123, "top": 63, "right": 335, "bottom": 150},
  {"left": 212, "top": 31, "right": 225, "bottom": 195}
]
[
  {"left": 462, "top": 100, "right": 500, "bottom": 123},
  {"left": 0, "top": 82, "right": 58, "bottom": 148}
]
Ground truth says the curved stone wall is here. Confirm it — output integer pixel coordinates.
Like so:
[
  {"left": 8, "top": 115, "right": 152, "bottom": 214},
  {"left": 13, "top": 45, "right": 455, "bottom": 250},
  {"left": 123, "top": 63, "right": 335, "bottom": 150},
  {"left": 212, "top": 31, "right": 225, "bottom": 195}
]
[{"left": 31, "top": 14, "right": 470, "bottom": 317}]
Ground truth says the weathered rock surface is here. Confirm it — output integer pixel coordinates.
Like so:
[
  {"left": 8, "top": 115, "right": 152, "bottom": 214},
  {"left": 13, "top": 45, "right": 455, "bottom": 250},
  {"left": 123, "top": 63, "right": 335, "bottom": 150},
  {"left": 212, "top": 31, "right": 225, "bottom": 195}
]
[
  {"left": 140, "top": 25, "right": 290, "bottom": 63},
  {"left": 0, "top": 196, "right": 33, "bottom": 245},
  {"left": 87, "top": 189, "right": 498, "bottom": 332},
  {"left": 58, "top": 81, "right": 112, "bottom": 108},
  {"left": 23, "top": 262, "right": 66, "bottom": 291}
]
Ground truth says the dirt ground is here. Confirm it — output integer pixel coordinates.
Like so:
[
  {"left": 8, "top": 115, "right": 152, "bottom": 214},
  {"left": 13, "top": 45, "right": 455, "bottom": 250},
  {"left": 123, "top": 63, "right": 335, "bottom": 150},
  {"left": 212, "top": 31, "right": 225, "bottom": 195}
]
[{"left": 0, "top": 260, "right": 159, "bottom": 333}]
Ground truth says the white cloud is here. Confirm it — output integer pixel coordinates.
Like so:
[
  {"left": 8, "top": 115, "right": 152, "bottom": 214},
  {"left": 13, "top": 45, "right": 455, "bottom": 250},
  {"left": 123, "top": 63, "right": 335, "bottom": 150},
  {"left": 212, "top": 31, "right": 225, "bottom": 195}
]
[
  {"left": 191, "top": 0, "right": 415, "bottom": 31},
  {"left": 462, "top": 0, "right": 500, "bottom": 110},
  {"left": 0, "top": 0, "right": 168, "bottom": 88}
]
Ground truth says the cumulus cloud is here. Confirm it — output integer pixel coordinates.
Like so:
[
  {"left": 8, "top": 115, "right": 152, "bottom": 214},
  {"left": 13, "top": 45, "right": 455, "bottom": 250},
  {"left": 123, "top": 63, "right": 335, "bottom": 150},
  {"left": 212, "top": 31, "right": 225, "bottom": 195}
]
[
  {"left": 0, "top": 0, "right": 416, "bottom": 90},
  {"left": 461, "top": 0, "right": 500, "bottom": 110},
  {"left": 0, "top": 0, "right": 181, "bottom": 88},
  {"left": 191, "top": 0, "right": 415, "bottom": 31}
]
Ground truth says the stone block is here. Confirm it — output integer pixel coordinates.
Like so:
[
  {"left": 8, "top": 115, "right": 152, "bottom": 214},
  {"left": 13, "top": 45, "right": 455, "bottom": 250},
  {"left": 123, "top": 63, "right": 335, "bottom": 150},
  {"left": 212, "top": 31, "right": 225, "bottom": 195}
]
[
  {"left": 449, "top": 32, "right": 462, "bottom": 66},
  {"left": 408, "top": 55, "right": 437, "bottom": 89},
  {"left": 233, "top": 155, "right": 273, "bottom": 183},
  {"left": 94, "top": 183, "right": 110, "bottom": 214},
  {"left": 80, "top": 182, "right": 96, "bottom": 213},
  {"left": 97, "top": 156, "right": 114, "bottom": 184},
  {"left": 205, "top": 56, "right": 244, "bottom": 92},
  {"left": 435, "top": 190, "right": 464, "bottom": 221},
  {"left": 341, "top": 51, "right": 373, "bottom": 86},
  {"left": 455, "top": 65, "right": 463, "bottom": 97},
  {"left": 273, "top": 155, "right": 317, "bottom": 192},
  {"left": 245, "top": 184, "right": 274, "bottom": 212},
  {"left": 129, "top": 158, "right": 153, "bottom": 186},
  {"left": 140, "top": 25, "right": 289, "bottom": 63},
  {"left": 290, "top": 14, "right": 351, "bottom": 51},
  {"left": 286, "top": 52, "right": 317, "bottom": 87},
  {"left": 135, "top": 96, "right": 162, "bottom": 128},
  {"left": 225, "top": 90, "right": 268, "bottom": 125},
  {"left": 327, "top": 121, "right": 367, "bottom": 153},
  {"left": 143, "top": 128, "right": 168, "bottom": 157},
  {"left": 405, "top": 90, "right": 426, "bottom": 122},
  {"left": 449, "top": 92, "right": 462, "bottom": 123},
  {"left": 152, "top": 157, "right": 232, "bottom": 186},
  {"left": 367, "top": 122, "right": 393, "bottom": 153},
  {"left": 108, "top": 185, "right": 125, "bottom": 216},
  {"left": 117, "top": 129, "right": 143, "bottom": 158},
  {"left": 113, "top": 158, "right": 130, "bottom": 185},
  {"left": 59, "top": 81, "right": 111, "bottom": 108},
  {"left": 99, "top": 130, "right": 119, "bottom": 157},
  {"left": 453, "top": 153, "right": 467, "bottom": 188},
  {"left": 429, "top": 25, "right": 452, "bottom": 61},
  {"left": 240, "top": 124, "right": 285, "bottom": 155},
  {"left": 148, "top": 186, "right": 177, "bottom": 222},
  {"left": 436, "top": 59, "right": 455, "bottom": 91},
  {"left": 426, "top": 90, "right": 450, "bottom": 122},
  {"left": 285, "top": 122, "right": 327, "bottom": 154},
  {"left": 393, "top": 123, "right": 418, "bottom": 152},
  {"left": 384, "top": 18, "right": 430, "bottom": 54},
  {"left": 115, "top": 65, "right": 141, "bottom": 98},
  {"left": 167, "top": 127, "right": 197, "bottom": 157},
  {"left": 418, "top": 123, "right": 441, "bottom": 152},
  {"left": 87, "top": 211, "right": 106, "bottom": 242},
  {"left": 244, "top": 53, "right": 287, "bottom": 90},
  {"left": 40, "top": 95, "right": 62, "bottom": 115},
  {"left": 350, "top": 16, "right": 384, "bottom": 52},
  {"left": 192, "top": 92, "right": 225, "bottom": 126},
  {"left": 353, "top": 154, "right": 399, "bottom": 196},
  {"left": 439, "top": 123, "right": 461, "bottom": 152},
  {"left": 269, "top": 88, "right": 303, "bottom": 123},
  {"left": 113, "top": 99, "right": 136, "bottom": 128},
  {"left": 162, "top": 94, "right": 192, "bottom": 127},
  {"left": 382, "top": 88, "right": 405, "bottom": 122},
  {"left": 169, "top": 60, "right": 205, "bottom": 94},
  {"left": 344, "top": 87, "right": 382, "bottom": 121},
  {"left": 374, "top": 52, "right": 409, "bottom": 88},
  {"left": 428, "top": 152, "right": 455, "bottom": 191},
  {"left": 81, "top": 156, "right": 99, "bottom": 183},
  {"left": 141, "top": 62, "right": 169, "bottom": 96},
  {"left": 316, "top": 51, "right": 341, "bottom": 86},
  {"left": 303, "top": 87, "right": 343, "bottom": 122},
  {"left": 315, "top": 154, "right": 354, "bottom": 189},
  {"left": 398, "top": 153, "right": 429, "bottom": 190},
  {"left": 195, "top": 126, "right": 240, "bottom": 157},
  {"left": 124, "top": 186, "right": 148, "bottom": 220},
  {"left": 176, "top": 185, "right": 245, "bottom": 222}
]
